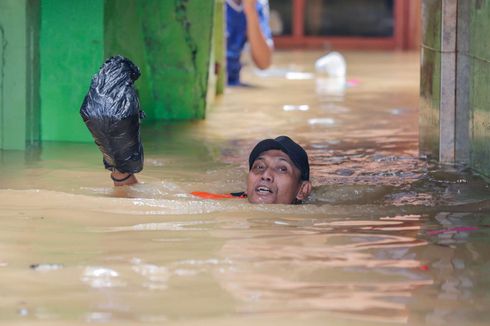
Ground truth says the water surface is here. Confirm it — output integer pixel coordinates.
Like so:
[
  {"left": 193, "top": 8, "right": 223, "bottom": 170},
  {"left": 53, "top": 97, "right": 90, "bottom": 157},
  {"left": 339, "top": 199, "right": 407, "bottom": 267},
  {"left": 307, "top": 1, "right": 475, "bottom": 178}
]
[{"left": 1, "top": 51, "right": 490, "bottom": 325}]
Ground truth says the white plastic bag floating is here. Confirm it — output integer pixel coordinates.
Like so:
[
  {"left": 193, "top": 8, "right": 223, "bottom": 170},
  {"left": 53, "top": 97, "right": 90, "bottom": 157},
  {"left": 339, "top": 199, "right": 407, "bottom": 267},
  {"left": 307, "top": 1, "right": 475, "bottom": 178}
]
[
  {"left": 315, "top": 51, "right": 347, "bottom": 77},
  {"left": 316, "top": 77, "right": 346, "bottom": 97}
]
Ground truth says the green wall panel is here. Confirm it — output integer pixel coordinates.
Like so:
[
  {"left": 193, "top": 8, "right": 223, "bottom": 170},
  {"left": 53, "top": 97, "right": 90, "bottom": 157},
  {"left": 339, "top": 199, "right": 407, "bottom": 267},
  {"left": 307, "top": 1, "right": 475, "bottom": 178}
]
[
  {"left": 3, "top": 0, "right": 216, "bottom": 146},
  {"left": 419, "top": 47, "right": 441, "bottom": 159},
  {"left": 104, "top": 0, "right": 154, "bottom": 121},
  {"left": 469, "top": 0, "right": 490, "bottom": 176},
  {"left": 0, "top": 22, "right": 3, "bottom": 148},
  {"left": 0, "top": 0, "right": 39, "bottom": 150},
  {"left": 470, "top": 57, "right": 490, "bottom": 175},
  {"left": 214, "top": 0, "right": 226, "bottom": 96},
  {"left": 141, "top": 0, "right": 214, "bottom": 120},
  {"left": 40, "top": 0, "right": 104, "bottom": 142},
  {"left": 469, "top": 0, "right": 490, "bottom": 61},
  {"left": 0, "top": 0, "right": 27, "bottom": 150},
  {"left": 26, "top": 0, "right": 41, "bottom": 148},
  {"left": 421, "top": 0, "right": 442, "bottom": 51},
  {"left": 419, "top": 0, "right": 442, "bottom": 159},
  {"left": 105, "top": 0, "right": 215, "bottom": 121}
]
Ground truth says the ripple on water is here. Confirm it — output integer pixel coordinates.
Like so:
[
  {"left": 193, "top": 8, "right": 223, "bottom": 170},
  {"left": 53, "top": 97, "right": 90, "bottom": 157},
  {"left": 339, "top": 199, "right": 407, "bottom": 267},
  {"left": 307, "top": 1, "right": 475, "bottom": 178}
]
[
  {"left": 131, "top": 258, "right": 169, "bottom": 290},
  {"left": 82, "top": 267, "right": 125, "bottom": 288},
  {"left": 85, "top": 312, "right": 112, "bottom": 323},
  {"left": 215, "top": 214, "right": 432, "bottom": 322}
]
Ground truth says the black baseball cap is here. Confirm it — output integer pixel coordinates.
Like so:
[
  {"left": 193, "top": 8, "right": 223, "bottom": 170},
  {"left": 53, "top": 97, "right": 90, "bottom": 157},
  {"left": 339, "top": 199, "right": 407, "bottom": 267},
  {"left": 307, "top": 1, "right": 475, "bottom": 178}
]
[{"left": 248, "top": 136, "right": 310, "bottom": 181}]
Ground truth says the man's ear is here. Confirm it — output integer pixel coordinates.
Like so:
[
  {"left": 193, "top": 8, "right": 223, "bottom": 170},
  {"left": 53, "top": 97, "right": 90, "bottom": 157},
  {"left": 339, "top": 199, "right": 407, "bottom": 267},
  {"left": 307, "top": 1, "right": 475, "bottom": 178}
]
[{"left": 296, "top": 181, "right": 312, "bottom": 201}]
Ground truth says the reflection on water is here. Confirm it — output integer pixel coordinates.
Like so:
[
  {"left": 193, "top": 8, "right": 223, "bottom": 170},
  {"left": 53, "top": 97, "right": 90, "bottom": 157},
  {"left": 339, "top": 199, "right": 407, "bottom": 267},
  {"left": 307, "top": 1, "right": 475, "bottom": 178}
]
[
  {"left": 1, "top": 51, "right": 490, "bottom": 325},
  {"left": 216, "top": 215, "right": 429, "bottom": 324}
]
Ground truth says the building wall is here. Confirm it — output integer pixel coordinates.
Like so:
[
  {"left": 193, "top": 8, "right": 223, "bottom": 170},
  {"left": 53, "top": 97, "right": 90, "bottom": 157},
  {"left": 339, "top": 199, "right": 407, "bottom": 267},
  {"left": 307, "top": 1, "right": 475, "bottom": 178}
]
[
  {"left": 420, "top": 0, "right": 490, "bottom": 176},
  {"left": 419, "top": 0, "right": 441, "bottom": 160},
  {"left": 105, "top": 0, "right": 215, "bottom": 122},
  {"left": 0, "top": 0, "right": 219, "bottom": 147},
  {"left": 468, "top": 0, "right": 490, "bottom": 175},
  {"left": 214, "top": 0, "right": 226, "bottom": 96},
  {"left": 40, "top": 0, "right": 104, "bottom": 143},
  {"left": 0, "top": 0, "right": 39, "bottom": 150}
]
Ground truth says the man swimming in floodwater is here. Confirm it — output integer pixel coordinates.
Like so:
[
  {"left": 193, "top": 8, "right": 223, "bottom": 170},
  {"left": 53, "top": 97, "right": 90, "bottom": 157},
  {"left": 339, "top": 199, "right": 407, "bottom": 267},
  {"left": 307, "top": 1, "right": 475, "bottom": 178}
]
[
  {"left": 80, "top": 57, "right": 310, "bottom": 204},
  {"left": 244, "top": 136, "right": 312, "bottom": 204},
  {"left": 113, "top": 136, "right": 312, "bottom": 205},
  {"left": 115, "top": 137, "right": 313, "bottom": 205}
]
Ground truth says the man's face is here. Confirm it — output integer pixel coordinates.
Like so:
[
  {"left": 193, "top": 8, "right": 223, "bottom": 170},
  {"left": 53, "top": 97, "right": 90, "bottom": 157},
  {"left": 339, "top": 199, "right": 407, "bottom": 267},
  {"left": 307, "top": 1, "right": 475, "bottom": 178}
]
[{"left": 247, "top": 149, "right": 307, "bottom": 204}]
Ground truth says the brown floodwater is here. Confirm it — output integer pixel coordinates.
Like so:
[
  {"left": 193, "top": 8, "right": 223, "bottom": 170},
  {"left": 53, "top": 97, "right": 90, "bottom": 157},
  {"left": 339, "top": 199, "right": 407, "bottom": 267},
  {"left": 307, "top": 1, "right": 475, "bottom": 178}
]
[{"left": 1, "top": 50, "right": 490, "bottom": 325}]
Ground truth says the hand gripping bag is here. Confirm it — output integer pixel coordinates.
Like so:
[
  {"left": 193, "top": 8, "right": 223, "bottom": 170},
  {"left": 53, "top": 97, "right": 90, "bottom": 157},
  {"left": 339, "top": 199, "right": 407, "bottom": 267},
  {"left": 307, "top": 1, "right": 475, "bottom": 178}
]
[{"left": 80, "top": 55, "right": 144, "bottom": 174}]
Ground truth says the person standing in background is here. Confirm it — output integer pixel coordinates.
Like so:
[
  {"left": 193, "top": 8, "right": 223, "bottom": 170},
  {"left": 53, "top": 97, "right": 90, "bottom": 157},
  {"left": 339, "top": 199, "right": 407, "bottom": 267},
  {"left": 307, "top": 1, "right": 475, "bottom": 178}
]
[{"left": 226, "top": 0, "right": 273, "bottom": 85}]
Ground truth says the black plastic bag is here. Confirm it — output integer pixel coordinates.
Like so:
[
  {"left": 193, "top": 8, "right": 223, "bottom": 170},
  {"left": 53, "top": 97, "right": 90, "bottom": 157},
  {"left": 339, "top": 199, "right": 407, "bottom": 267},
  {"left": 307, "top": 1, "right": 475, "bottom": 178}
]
[{"left": 80, "top": 55, "right": 144, "bottom": 174}]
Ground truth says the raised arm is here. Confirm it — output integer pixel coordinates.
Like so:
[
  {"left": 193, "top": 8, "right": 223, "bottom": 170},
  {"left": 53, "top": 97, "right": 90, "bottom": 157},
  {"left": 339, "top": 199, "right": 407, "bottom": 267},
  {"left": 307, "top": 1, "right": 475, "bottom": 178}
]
[{"left": 243, "top": 0, "right": 272, "bottom": 69}]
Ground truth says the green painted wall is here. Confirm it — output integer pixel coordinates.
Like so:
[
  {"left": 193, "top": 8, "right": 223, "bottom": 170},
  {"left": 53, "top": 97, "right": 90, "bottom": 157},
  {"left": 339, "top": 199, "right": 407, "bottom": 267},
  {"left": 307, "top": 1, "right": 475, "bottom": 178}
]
[
  {"left": 204, "top": 0, "right": 225, "bottom": 111},
  {"left": 105, "top": 0, "right": 215, "bottom": 121},
  {"left": 2, "top": 0, "right": 217, "bottom": 146},
  {"left": 26, "top": 0, "right": 41, "bottom": 148},
  {"left": 214, "top": 0, "right": 226, "bottom": 96},
  {"left": 0, "top": 0, "right": 39, "bottom": 150},
  {"left": 144, "top": 0, "right": 214, "bottom": 120},
  {"left": 104, "top": 0, "right": 155, "bottom": 121},
  {"left": 419, "top": 0, "right": 441, "bottom": 160},
  {"left": 40, "top": 0, "right": 104, "bottom": 142},
  {"left": 468, "top": 0, "right": 490, "bottom": 175}
]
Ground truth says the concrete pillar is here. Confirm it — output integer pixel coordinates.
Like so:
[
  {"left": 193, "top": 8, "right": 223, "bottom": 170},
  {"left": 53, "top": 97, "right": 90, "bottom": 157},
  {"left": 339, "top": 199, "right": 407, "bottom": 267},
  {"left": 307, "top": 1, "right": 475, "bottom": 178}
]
[
  {"left": 420, "top": 0, "right": 470, "bottom": 165},
  {"left": 439, "top": 0, "right": 457, "bottom": 163},
  {"left": 455, "top": 0, "right": 470, "bottom": 164},
  {"left": 421, "top": 0, "right": 490, "bottom": 176},
  {"left": 420, "top": 0, "right": 442, "bottom": 160}
]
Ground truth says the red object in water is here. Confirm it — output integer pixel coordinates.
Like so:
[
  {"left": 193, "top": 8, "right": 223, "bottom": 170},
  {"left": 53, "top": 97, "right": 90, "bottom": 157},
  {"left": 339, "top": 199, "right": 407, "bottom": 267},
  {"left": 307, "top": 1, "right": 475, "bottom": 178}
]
[
  {"left": 191, "top": 191, "right": 246, "bottom": 200},
  {"left": 418, "top": 265, "right": 429, "bottom": 271},
  {"left": 427, "top": 226, "right": 479, "bottom": 236},
  {"left": 347, "top": 78, "right": 361, "bottom": 86}
]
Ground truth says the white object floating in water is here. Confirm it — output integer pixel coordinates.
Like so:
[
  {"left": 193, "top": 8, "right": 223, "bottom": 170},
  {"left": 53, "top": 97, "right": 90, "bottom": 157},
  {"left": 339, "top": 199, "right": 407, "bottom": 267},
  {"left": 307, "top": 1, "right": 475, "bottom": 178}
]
[
  {"left": 316, "top": 77, "right": 346, "bottom": 97},
  {"left": 389, "top": 108, "right": 406, "bottom": 115},
  {"left": 18, "top": 307, "right": 29, "bottom": 317},
  {"left": 274, "top": 220, "right": 290, "bottom": 225},
  {"left": 308, "top": 118, "right": 336, "bottom": 126},
  {"left": 283, "top": 104, "right": 309, "bottom": 112},
  {"left": 315, "top": 51, "right": 347, "bottom": 77},
  {"left": 85, "top": 312, "right": 113, "bottom": 323},
  {"left": 30, "top": 263, "right": 64, "bottom": 272},
  {"left": 285, "top": 72, "right": 314, "bottom": 80},
  {"left": 255, "top": 68, "right": 314, "bottom": 80},
  {"left": 82, "top": 266, "right": 124, "bottom": 288}
]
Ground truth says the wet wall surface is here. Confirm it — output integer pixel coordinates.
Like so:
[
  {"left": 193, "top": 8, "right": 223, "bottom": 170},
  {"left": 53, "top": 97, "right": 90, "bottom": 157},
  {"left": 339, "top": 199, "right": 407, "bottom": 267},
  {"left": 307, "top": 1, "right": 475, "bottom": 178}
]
[{"left": 421, "top": 0, "right": 490, "bottom": 175}]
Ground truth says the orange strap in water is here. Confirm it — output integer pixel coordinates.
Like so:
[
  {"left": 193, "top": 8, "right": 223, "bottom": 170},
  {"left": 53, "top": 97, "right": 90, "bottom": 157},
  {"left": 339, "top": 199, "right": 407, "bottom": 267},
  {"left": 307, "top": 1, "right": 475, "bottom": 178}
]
[{"left": 191, "top": 191, "right": 246, "bottom": 199}]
